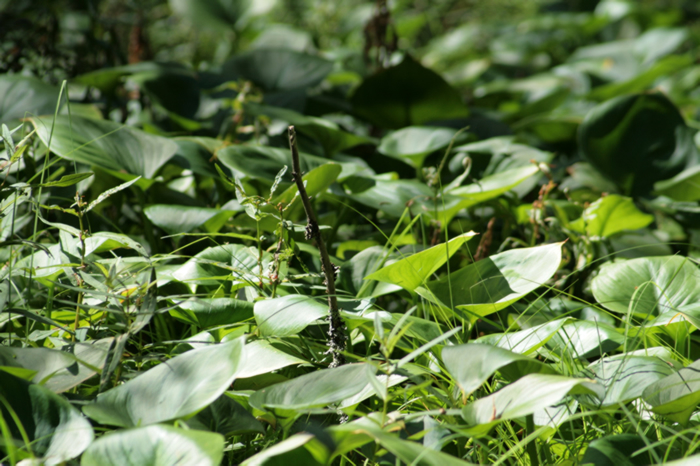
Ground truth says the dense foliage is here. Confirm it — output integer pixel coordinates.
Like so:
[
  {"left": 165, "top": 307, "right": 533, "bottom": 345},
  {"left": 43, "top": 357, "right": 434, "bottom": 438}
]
[{"left": 4, "top": 0, "right": 700, "bottom": 464}]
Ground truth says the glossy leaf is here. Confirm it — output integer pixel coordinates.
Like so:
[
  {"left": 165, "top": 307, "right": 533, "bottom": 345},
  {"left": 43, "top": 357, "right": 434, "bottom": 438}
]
[
  {"left": 249, "top": 363, "right": 373, "bottom": 410},
  {"left": 83, "top": 338, "right": 244, "bottom": 427},
  {"left": 655, "top": 165, "right": 700, "bottom": 202},
  {"left": 442, "top": 343, "right": 557, "bottom": 395},
  {"left": 0, "top": 371, "right": 94, "bottom": 464},
  {"left": 580, "top": 434, "right": 652, "bottom": 466},
  {"left": 568, "top": 194, "right": 654, "bottom": 239},
  {"left": 419, "top": 243, "right": 562, "bottom": 318},
  {"left": 578, "top": 93, "right": 699, "bottom": 196},
  {"left": 0, "top": 75, "right": 60, "bottom": 124},
  {"left": 461, "top": 374, "right": 601, "bottom": 436},
  {"left": 30, "top": 115, "right": 178, "bottom": 180},
  {"left": 591, "top": 255, "right": 700, "bottom": 326},
  {"left": 364, "top": 232, "right": 476, "bottom": 292},
  {"left": 144, "top": 205, "right": 236, "bottom": 235},
  {"left": 476, "top": 318, "right": 569, "bottom": 355},
  {"left": 81, "top": 424, "right": 224, "bottom": 466},
  {"left": 378, "top": 126, "right": 463, "bottom": 168},
  {"left": 169, "top": 297, "right": 254, "bottom": 328},
  {"left": 643, "top": 359, "right": 700, "bottom": 425},
  {"left": 581, "top": 355, "right": 675, "bottom": 407},
  {"left": 254, "top": 294, "right": 329, "bottom": 337}
]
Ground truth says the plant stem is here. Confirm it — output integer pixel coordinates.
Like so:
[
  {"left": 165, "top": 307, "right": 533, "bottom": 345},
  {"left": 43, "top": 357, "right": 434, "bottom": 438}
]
[{"left": 288, "top": 125, "right": 346, "bottom": 368}]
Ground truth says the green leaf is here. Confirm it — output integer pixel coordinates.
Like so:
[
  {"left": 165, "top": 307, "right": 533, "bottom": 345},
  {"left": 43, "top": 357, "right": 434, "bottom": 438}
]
[
  {"left": 270, "top": 163, "right": 342, "bottom": 205},
  {"left": 654, "top": 165, "right": 700, "bottom": 202},
  {"left": 568, "top": 194, "right": 654, "bottom": 239},
  {"left": 249, "top": 363, "right": 373, "bottom": 410},
  {"left": 235, "top": 340, "right": 306, "bottom": 379},
  {"left": 254, "top": 294, "right": 329, "bottom": 337},
  {"left": 29, "top": 115, "right": 178, "bottom": 180},
  {"left": 577, "top": 93, "right": 699, "bottom": 196},
  {"left": 580, "top": 434, "right": 652, "bottom": 466},
  {"left": 591, "top": 255, "right": 700, "bottom": 326},
  {"left": 0, "top": 371, "right": 93, "bottom": 463},
  {"left": 418, "top": 243, "right": 563, "bottom": 319},
  {"left": 219, "top": 48, "right": 332, "bottom": 92},
  {"left": 82, "top": 338, "right": 244, "bottom": 427},
  {"left": 581, "top": 355, "right": 676, "bottom": 407},
  {"left": 169, "top": 0, "right": 273, "bottom": 32},
  {"left": 351, "top": 55, "right": 468, "bottom": 129},
  {"left": 442, "top": 343, "right": 558, "bottom": 395},
  {"left": 188, "top": 394, "right": 264, "bottom": 435},
  {"left": 0, "top": 75, "right": 60, "bottom": 124},
  {"left": 642, "top": 359, "right": 700, "bottom": 425},
  {"left": 80, "top": 424, "right": 224, "bottom": 466},
  {"left": 461, "top": 374, "right": 600, "bottom": 436},
  {"left": 364, "top": 232, "right": 476, "bottom": 292},
  {"left": 169, "top": 297, "right": 254, "bottom": 328},
  {"left": 246, "top": 103, "right": 374, "bottom": 156},
  {"left": 546, "top": 320, "right": 625, "bottom": 359},
  {"left": 476, "top": 318, "right": 569, "bottom": 355},
  {"left": 332, "top": 417, "right": 476, "bottom": 466},
  {"left": 378, "top": 126, "right": 464, "bottom": 169},
  {"left": 172, "top": 244, "right": 269, "bottom": 287},
  {"left": 240, "top": 433, "right": 322, "bottom": 466},
  {"left": 0, "top": 347, "right": 75, "bottom": 385},
  {"left": 144, "top": 205, "right": 236, "bottom": 235},
  {"left": 36, "top": 171, "right": 94, "bottom": 188}
]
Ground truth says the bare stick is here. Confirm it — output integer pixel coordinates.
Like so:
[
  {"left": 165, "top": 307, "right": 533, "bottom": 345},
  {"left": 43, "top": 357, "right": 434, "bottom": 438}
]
[{"left": 288, "top": 125, "right": 346, "bottom": 367}]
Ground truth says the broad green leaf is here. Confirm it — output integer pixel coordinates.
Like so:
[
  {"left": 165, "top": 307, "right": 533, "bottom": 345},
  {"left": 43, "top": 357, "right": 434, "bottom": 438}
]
[
  {"left": 144, "top": 205, "right": 236, "bottom": 235},
  {"left": 30, "top": 115, "right": 178, "bottom": 180},
  {"left": 587, "top": 55, "right": 692, "bottom": 101},
  {"left": 80, "top": 424, "right": 224, "bottom": 466},
  {"left": 270, "top": 163, "right": 342, "bottom": 205},
  {"left": 442, "top": 343, "right": 557, "bottom": 395},
  {"left": 219, "top": 48, "right": 332, "bottom": 92},
  {"left": 591, "top": 256, "right": 700, "bottom": 327},
  {"left": 581, "top": 355, "right": 675, "bottom": 407},
  {"left": 235, "top": 339, "right": 306, "bottom": 379},
  {"left": 578, "top": 93, "right": 699, "bottom": 196},
  {"left": 461, "top": 374, "right": 600, "bottom": 436},
  {"left": 332, "top": 417, "right": 476, "bottom": 466},
  {"left": 0, "top": 347, "right": 75, "bottom": 385},
  {"left": 546, "top": 320, "right": 625, "bottom": 359},
  {"left": 171, "top": 137, "right": 224, "bottom": 177},
  {"left": 82, "top": 338, "right": 244, "bottom": 427},
  {"left": 0, "top": 75, "right": 60, "bottom": 124},
  {"left": 217, "top": 144, "right": 338, "bottom": 182},
  {"left": 247, "top": 103, "right": 373, "bottom": 156},
  {"left": 169, "top": 297, "right": 254, "bottom": 328},
  {"left": 249, "top": 363, "right": 373, "bottom": 410},
  {"left": 568, "top": 194, "right": 654, "bottom": 239},
  {"left": 654, "top": 164, "right": 700, "bottom": 202},
  {"left": 0, "top": 371, "right": 93, "bottom": 464},
  {"left": 172, "top": 244, "right": 269, "bottom": 287},
  {"left": 43, "top": 338, "right": 113, "bottom": 393},
  {"left": 378, "top": 126, "right": 463, "bottom": 168},
  {"left": 188, "top": 394, "right": 264, "bottom": 436},
  {"left": 240, "top": 433, "right": 321, "bottom": 466},
  {"left": 351, "top": 55, "right": 468, "bottom": 129},
  {"left": 419, "top": 243, "right": 563, "bottom": 318},
  {"left": 476, "top": 318, "right": 569, "bottom": 355},
  {"left": 254, "top": 294, "right": 329, "bottom": 337},
  {"left": 642, "top": 359, "right": 700, "bottom": 425},
  {"left": 448, "top": 164, "right": 540, "bottom": 199},
  {"left": 340, "top": 176, "right": 433, "bottom": 218},
  {"left": 169, "top": 0, "right": 273, "bottom": 32},
  {"left": 580, "top": 434, "right": 652, "bottom": 466},
  {"left": 364, "top": 232, "right": 476, "bottom": 292}
]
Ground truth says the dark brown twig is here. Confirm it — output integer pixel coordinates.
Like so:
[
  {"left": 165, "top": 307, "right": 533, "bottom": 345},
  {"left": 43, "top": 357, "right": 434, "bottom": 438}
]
[{"left": 288, "top": 125, "right": 346, "bottom": 368}]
